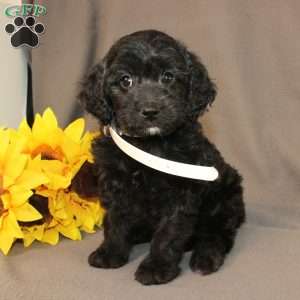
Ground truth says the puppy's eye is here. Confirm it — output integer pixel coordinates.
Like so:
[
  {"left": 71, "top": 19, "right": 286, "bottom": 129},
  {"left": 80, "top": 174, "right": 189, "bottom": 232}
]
[
  {"left": 160, "top": 71, "right": 174, "bottom": 84},
  {"left": 120, "top": 75, "right": 133, "bottom": 89}
]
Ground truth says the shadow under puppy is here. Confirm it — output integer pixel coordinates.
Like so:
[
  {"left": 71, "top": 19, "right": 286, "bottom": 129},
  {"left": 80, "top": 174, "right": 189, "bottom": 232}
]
[{"left": 78, "top": 30, "right": 245, "bottom": 285}]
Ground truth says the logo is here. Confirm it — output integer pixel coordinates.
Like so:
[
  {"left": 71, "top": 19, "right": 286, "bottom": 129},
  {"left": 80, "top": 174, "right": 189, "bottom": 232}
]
[{"left": 4, "top": 4, "right": 46, "bottom": 48}]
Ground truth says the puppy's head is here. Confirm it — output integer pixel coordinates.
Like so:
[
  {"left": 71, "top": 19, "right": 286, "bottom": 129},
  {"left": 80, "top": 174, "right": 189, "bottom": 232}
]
[{"left": 79, "top": 30, "right": 216, "bottom": 137}]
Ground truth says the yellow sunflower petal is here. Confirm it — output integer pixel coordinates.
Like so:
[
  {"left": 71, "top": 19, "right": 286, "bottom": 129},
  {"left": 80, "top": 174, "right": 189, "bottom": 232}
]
[
  {"left": 31, "top": 110, "right": 61, "bottom": 151},
  {"left": 42, "top": 108, "right": 58, "bottom": 130},
  {"left": 81, "top": 132, "right": 98, "bottom": 163},
  {"left": 46, "top": 173, "right": 71, "bottom": 190},
  {"left": 81, "top": 215, "right": 96, "bottom": 233},
  {"left": 61, "top": 138, "right": 81, "bottom": 163},
  {"left": 13, "top": 202, "right": 42, "bottom": 222},
  {"left": 39, "top": 159, "right": 65, "bottom": 174},
  {"left": 35, "top": 188, "right": 53, "bottom": 198},
  {"left": 5, "top": 211, "right": 23, "bottom": 238},
  {"left": 0, "top": 129, "right": 10, "bottom": 164},
  {"left": 22, "top": 230, "right": 35, "bottom": 248},
  {"left": 22, "top": 225, "right": 45, "bottom": 247},
  {"left": 53, "top": 208, "right": 68, "bottom": 220},
  {"left": 16, "top": 169, "right": 49, "bottom": 190},
  {"left": 48, "top": 218, "right": 58, "bottom": 228},
  {"left": 4, "top": 154, "right": 28, "bottom": 184},
  {"left": 31, "top": 114, "right": 44, "bottom": 138},
  {"left": 26, "top": 155, "right": 43, "bottom": 172},
  {"left": 64, "top": 118, "right": 85, "bottom": 143},
  {"left": 0, "top": 229, "right": 15, "bottom": 255},
  {"left": 67, "top": 158, "right": 87, "bottom": 181},
  {"left": 18, "top": 118, "right": 31, "bottom": 135},
  {"left": 34, "top": 224, "right": 45, "bottom": 240},
  {"left": 8, "top": 131, "right": 28, "bottom": 154},
  {"left": 42, "top": 228, "right": 59, "bottom": 245},
  {"left": 9, "top": 185, "right": 33, "bottom": 207},
  {"left": 57, "top": 223, "right": 81, "bottom": 240},
  {"left": 38, "top": 160, "right": 71, "bottom": 189},
  {"left": 2, "top": 175, "right": 14, "bottom": 190}
]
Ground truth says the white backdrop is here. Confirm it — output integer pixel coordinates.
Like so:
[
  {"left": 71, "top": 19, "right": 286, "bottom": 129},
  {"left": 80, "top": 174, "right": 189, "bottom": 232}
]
[{"left": 0, "top": 1, "right": 27, "bottom": 128}]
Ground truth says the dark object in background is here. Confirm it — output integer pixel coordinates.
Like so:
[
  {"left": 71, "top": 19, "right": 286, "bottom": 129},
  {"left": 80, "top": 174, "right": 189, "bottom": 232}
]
[{"left": 26, "top": 64, "right": 34, "bottom": 127}]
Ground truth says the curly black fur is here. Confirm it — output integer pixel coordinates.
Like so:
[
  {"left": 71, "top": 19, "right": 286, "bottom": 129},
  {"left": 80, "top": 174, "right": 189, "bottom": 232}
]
[{"left": 78, "top": 30, "right": 245, "bottom": 285}]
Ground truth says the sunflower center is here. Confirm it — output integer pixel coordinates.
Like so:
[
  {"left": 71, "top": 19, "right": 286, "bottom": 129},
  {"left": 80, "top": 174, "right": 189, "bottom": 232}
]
[{"left": 31, "top": 144, "right": 64, "bottom": 161}]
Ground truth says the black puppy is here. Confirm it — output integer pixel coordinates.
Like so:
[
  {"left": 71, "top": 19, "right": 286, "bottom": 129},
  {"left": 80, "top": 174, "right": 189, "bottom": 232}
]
[{"left": 79, "top": 30, "right": 245, "bottom": 285}]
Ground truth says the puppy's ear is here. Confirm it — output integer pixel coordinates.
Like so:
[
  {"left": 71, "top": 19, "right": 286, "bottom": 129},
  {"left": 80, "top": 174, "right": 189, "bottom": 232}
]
[
  {"left": 186, "top": 51, "right": 217, "bottom": 120},
  {"left": 78, "top": 63, "right": 112, "bottom": 125}
]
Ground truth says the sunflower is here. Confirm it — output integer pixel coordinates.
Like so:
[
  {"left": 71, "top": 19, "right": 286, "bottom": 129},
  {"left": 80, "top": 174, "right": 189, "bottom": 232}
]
[
  {"left": 16, "top": 108, "right": 104, "bottom": 248},
  {"left": 22, "top": 189, "right": 105, "bottom": 246},
  {"left": 0, "top": 128, "right": 49, "bottom": 255},
  {"left": 18, "top": 108, "right": 95, "bottom": 190},
  {"left": 1, "top": 108, "right": 104, "bottom": 254}
]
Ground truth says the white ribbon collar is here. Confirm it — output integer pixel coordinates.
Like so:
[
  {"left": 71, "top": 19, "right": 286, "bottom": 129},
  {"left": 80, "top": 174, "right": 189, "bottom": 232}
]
[{"left": 104, "top": 125, "right": 219, "bottom": 181}]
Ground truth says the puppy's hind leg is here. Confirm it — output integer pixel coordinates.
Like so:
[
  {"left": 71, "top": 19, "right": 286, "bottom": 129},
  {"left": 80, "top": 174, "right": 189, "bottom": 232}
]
[{"left": 189, "top": 230, "right": 236, "bottom": 275}]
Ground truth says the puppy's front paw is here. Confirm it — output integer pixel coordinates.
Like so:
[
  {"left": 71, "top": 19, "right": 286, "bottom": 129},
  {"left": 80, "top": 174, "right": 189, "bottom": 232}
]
[
  {"left": 189, "top": 248, "right": 225, "bottom": 275},
  {"left": 135, "top": 256, "right": 180, "bottom": 285},
  {"left": 88, "top": 247, "right": 128, "bottom": 269}
]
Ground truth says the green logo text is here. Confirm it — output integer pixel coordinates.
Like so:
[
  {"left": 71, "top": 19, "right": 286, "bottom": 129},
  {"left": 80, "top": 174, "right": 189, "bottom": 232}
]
[{"left": 5, "top": 4, "right": 46, "bottom": 17}]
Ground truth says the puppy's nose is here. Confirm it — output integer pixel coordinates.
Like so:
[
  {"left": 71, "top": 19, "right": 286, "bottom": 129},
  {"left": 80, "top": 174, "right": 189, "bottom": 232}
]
[{"left": 141, "top": 108, "right": 159, "bottom": 120}]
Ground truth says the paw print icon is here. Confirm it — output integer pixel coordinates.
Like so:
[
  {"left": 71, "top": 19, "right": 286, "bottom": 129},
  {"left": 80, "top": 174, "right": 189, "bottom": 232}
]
[{"left": 5, "top": 16, "right": 45, "bottom": 48}]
